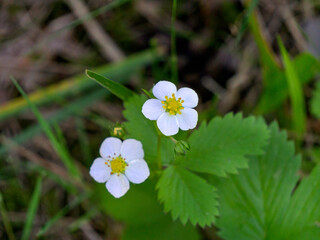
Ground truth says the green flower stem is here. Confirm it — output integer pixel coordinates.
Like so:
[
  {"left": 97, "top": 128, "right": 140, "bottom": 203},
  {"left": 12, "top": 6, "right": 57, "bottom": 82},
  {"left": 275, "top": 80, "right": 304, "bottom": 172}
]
[
  {"left": 157, "top": 134, "right": 162, "bottom": 170},
  {"left": 169, "top": 136, "right": 178, "bottom": 144},
  {"left": 154, "top": 122, "right": 163, "bottom": 170}
]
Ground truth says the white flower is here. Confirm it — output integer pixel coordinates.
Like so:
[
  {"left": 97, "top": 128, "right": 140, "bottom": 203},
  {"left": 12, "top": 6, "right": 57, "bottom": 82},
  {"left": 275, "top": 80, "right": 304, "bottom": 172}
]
[
  {"left": 89, "top": 137, "right": 150, "bottom": 198},
  {"left": 142, "top": 81, "right": 198, "bottom": 136}
]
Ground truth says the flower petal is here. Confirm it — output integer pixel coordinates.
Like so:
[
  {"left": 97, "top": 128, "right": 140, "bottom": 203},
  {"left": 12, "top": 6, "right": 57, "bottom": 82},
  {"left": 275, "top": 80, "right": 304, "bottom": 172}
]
[
  {"left": 177, "top": 87, "right": 198, "bottom": 108},
  {"left": 120, "top": 139, "right": 144, "bottom": 162},
  {"left": 177, "top": 108, "right": 198, "bottom": 131},
  {"left": 100, "top": 137, "right": 122, "bottom": 159},
  {"left": 157, "top": 113, "right": 179, "bottom": 136},
  {"left": 106, "top": 174, "right": 130, "bottom": 198},
  {"left": 125, "top": 159, "right": 150, "bottom": 184},
  {"left": 89, "top": 158, "right": 111, "bottom": 183},
  {"left": 152, "top": 81, "right": 177, "bottom": 101},
  {"left": 142, "top": 99, "right": 165, "bottom": 120}
]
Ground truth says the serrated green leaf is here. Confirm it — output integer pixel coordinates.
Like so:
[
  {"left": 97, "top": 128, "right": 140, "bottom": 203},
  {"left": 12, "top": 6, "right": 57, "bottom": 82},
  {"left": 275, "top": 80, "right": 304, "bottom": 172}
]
[
  {"left": 278, "top": 38, "right": 306, "bottom": 136},
  {"left": 182, "top": 113, "right": 269, "bottom": 177},
  {"left": 157, "top": 166, "right": 218, "bottom": 227},
  {"left": 215, "top": 123, "right": 320, "bottom": 240},
  {"left": 311, "top": 81, "right": 320, "bottom": 119},
  {"left": 123, "top": 94, "right": 174, "bottom": 168},
  {"left": 86, "top": 70, "right": 133, "bottom": 100},
  {"left": 215, "top": 122, "right": 300, "bottom": 240},
  {"left": 279, "top": 164, "right": 320, "bottom": 239}
]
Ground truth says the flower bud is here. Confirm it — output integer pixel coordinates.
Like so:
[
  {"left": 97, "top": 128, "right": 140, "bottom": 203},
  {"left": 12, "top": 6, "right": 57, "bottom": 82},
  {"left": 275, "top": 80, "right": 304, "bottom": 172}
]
[{"left": 174, "top": 140, "right": 190, "bottom": 155}]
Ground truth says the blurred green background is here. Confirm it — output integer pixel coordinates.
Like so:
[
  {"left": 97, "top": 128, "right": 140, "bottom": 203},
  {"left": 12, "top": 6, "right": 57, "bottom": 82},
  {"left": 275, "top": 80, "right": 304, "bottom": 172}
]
[{"left": 0, "top": 0, "right": 320, "bottom": 239}]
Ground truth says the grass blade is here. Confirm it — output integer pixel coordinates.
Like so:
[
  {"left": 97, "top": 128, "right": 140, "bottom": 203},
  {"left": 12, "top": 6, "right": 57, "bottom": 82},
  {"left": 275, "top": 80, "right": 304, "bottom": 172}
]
[
  {"left": 86, "top": 70, "right": 134, "bottom": 100},
  {"left": 0, "top": 49, "right": 158, "bottom": 121},
  {"left": 170, "top": 0, "right": 178, "bottom": 84},
  {"left": 278, "top": 38, "right": 306, "bottom": 137},
  {"left": 0, "top": 89, "right": 105, "bottom": 156},
  {"left": 37, "top": 192, "right": 89, "bottom": 237},
  {"left": 27, "top": 0, "right": 130, "bottom": 55},
  {"left": 236, "top": 0, "right": 260, "bottom": 44},
  {"left": 11, "top": 77, "right": 82, "bottom": 179},
  {"left": 0, "top": 192, "right": 16, "bottom": 240},
  {"left": 21, "top": 175, "right": 43, "bottom": 240},
  {"left": 246, "top": 0, "right": 279, "bottom": 69}
]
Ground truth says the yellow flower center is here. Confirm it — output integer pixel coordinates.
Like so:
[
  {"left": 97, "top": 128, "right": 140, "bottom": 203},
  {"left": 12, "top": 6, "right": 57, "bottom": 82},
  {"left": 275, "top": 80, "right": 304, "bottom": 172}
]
[
  {"left": 106, "top": 155, "right": 127, "bottom": 174},
  {"left": 161, "top": 93, "right": 184, "bottom": 115}
]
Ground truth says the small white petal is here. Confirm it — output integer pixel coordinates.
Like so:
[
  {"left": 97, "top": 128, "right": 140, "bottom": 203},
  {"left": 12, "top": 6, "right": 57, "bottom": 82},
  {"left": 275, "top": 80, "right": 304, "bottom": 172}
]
[
  {"left": 177, "top": 87, "right": 198, "bottom": 108},
  {"left": 106, "top": 174, "right": 130, "bottom": 198},
  {"left": 120, "top": 139, "right": 144, "bottom": 162},
  {"left": 89, "top": 158, "right": 111, "bottom": 183},
  {"left": 157, "top": 113, "right": 179, "bottom": 136},
  {"left": 142, "top": 99, "right": 165, "bottom": 120},
  {"left": 177, "top": 108, "right": 198, "bottom": 130},
  {"left": 125, "top": 159, "right": 150, "bottom": 184},
  {"left": 100, "top": 137, "right": 122, "bottom": 159},
  {"left": 152, "top": 81, "right": 177, "bottom": 101}
]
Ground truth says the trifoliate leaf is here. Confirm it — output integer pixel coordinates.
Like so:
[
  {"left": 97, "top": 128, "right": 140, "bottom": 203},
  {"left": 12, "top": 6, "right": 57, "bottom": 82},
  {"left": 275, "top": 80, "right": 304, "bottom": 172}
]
[
  {"left": 182, "top": 113, "right": 269, "bottom": 177},
  {"left": 123, "top": 94, "right": 175, "bottom": 169},
  {"left": 311, "top": 81, "right": 320, "bottom": 119},
  {"left": 215, "top": 122, "right": 320, "bottom": 240},
  {"left": 157, "top": 166, "right": 218, "bottom": 227}
]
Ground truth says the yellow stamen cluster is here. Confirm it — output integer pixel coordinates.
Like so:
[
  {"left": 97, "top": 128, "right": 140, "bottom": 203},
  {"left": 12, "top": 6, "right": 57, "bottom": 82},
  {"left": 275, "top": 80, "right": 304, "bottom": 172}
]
[
  {"left": 161, "top": 93, "right": 184, "bottom": 115},
  {"left": 105, "top": 155, "right": 127, "bottom": 175}
]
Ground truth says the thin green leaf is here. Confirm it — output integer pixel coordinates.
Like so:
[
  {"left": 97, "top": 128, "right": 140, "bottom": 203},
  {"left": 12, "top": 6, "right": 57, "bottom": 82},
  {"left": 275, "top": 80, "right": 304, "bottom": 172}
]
[
  {"left": 248, "top": 5, "right": 279, "bottom": 69},
  {"left": 21, "top": 175, "right": 43, "bottom": 240},
  {"left": 86, "top": 70, "right": 134, "bottom": 100},
  {"left": 11, "top": 77, "right": 81, "bottom": 179},
  {"left": 157, "top": 166, "right": 218, "bottom": 227},
  {"left": 278, "top": 38, "right": 306, "bottom": 136},
  {"left": 183, "top": 113, "right": 269, "bottom": 177}
]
